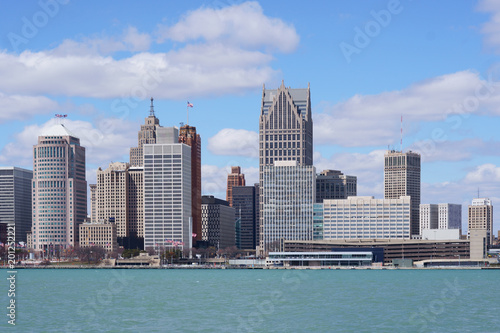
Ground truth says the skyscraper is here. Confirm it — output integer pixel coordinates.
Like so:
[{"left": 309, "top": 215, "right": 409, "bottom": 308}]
[
  {"left": 130, "top": 97, "right": 160, "bottom": 167},
  {"left": 143, "top": 128, "right": 192, "bottom": 252},
  {"left": 0, "top": 167, "right": 32, "bottom": 242},
  {"left": 31, "top": 124, "right": 87, "bottom": 253},
  {"left": 178, "top": 125, "right": 202, "bottom": 245},
  {"left": 96, "top": 162, "right": 130, "bottom": 238},
  {"left": 468, "top": 198, "right": 493, "bottom": 246},
  {"left": 259, "top": 81, "right": 313, "bottom": 255},
  {"left": 226, "top": 166, "right": 245, "bottom": 207},
  {"left": 384, "top": 150, "right": 421, "bottom": 236},
  {"left": 259, "top": 81, "right": 313, "bottom": 174}
]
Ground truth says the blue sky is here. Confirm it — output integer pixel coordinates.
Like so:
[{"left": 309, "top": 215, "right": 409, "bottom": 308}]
[{"left": 1, "top": 0, "right": 500, "bottom": 232}]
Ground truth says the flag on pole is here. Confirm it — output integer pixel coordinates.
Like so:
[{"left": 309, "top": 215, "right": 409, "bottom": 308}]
[
  {"left": 55, "top": 114, "right": 67, "bottom": 118},
  {"left": 187, "top": 101, "right": 193, "bottom": 107}
]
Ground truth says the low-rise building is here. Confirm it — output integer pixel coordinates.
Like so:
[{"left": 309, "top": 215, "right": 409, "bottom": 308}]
[{"left": 79, "top": 219, "right": 118, "bottom": 252}]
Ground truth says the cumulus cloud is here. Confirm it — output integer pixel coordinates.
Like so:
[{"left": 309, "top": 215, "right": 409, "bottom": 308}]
[
  {"left": 314, "top": 70, "right": 500, "bottom": 147},
  {"left": 156, "top": 1, "right": 299, "bottom": 53},
  {"left": 478, "top": 0, "right": 500, "bottom": 53},
  {"left": 0, "top": 118, "right": 136, "bottom": 169},
  {"left": 207, "top": 128, "right": 258, "bottom": 157},
  {"left": 0, "top": 93, "right": 60, "bottom": 122},
  {"left": 0, "top": 46, "right": 275, "bottom": 99},
  {"left": 52, "top": 26, "right": 151, "bottom": 56}
]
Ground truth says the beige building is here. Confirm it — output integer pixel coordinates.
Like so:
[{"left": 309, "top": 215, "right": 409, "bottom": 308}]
[
  {"left": 89, "top": 184, "right": 97, "bottom": 222},
  {"left": 384, "top": 150, "right": 421, "bottom": 236},
  {"left": 226, "top": 166, "right": 245, "bottom": 207},
  {"left": 79, "top": 219, "right": 118, "bottom": 252},
  {"left": 130, "top": 98, "right": 160, "bottom": 167},
  {"left": 95, "top": 162, "right": 144, "bottom": 239},
  {"left": 468, "top": 198, "right": 493, "bottom": 246},
  {"left": 97, "top": 162, "right": 129, "bottom": 237}
]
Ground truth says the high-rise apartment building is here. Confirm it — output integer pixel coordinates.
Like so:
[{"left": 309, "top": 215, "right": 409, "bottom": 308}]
[
  {"left": 31, "top": 124, "right": 87, "bottom": 252},
  {"left": 316, "top": 169, "right": 357, "bottom": 203},
  {"left": 143, "top": 132, "right": 192, "bottom": 252},
  {"left": 259, "top": 81, "right": 313, "bottom": 254},
  {"left": 178, "top": 125, "right": 202, "bottom": 245},
  {"left": 226, "top": 166, "right": 245, "bottom": 207},
  {"left": 232, "top": 185, "right": 258, "bottom": 249},
  {"left": 130, "top": 98, "right": 160, "bottom": 167},
  {"left": 468, "top": 198, "right": 493, "bottom": 246},
  {"left": 0, "top": 167, "right": 32, "bottom": 242},
  {"left": 260, "top": 161, "right": 315, "bottom": 254},
  {"left": 384, "top": 150, "right": 421, "bottom": 236},
  {"left": 323, "top": 196, "right": 411, "bottom": 240},
  {"left": 201, "top": 195, "right": 236, "bottom": 249}
]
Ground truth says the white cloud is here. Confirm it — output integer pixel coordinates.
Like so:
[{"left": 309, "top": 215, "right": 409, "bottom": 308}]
[
  {"left": 0, "top": 46, "right": 275, "bottom": 99},
  {"left": 0, "top": 92, "right": 60, "bottom": 122},
  {"left": 409, "top": 138, "right": 500, "bottom": 163},
  {"left": 0, "top": 118, "right": 136, "bottom": 169},
  {"left": 464, "top": 163, "right": 500, "bottom": 183},
  {"left": 478, "top": 0, "right": 500, "bottom": 53},
  {"left": 207, "top": 128, "right": 258, "bottom": 157},
  {"left": 0, "top": 2, "right": 298, "bottom": 99},
  {"left": 314, "top": 70, "right": 500, "bottom": 147},
  {"left": 52, "top": 26, "right": 151, "bottom": 56},
  {"left": 156, "top": 1, "right": 299, "bottom": 53}
]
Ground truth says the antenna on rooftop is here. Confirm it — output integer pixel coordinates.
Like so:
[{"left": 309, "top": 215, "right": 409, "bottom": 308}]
[
  {"left": 149, "top": 97, "right": 155, "bottom": 117},
  {"left": 400, "top": 115, "right": 403, "bottom": 153}
]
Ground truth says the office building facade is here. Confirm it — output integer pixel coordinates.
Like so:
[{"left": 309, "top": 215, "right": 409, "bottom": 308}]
[
  {"left": 232, "top": 185, "right": 258, "bottom": 249},
  {"left": 260, "top": 161, "right": 315, "bottom": 254},
  {"left": 420, "top": 203, "right": 461, "bottom": 235},
  {"left": 31, "top": 124, "right": 87, "bottom": 251},
  {"left": 143, "top": 141, "right": 192, "bottom": 252},
  {"left": 384, "top": 150, "right": 421, "bottom": 236},
  {"left": 316, "top": 169, "right": 357, "bottom": 203},
  {"left": 323, "top": 196, "right": 411, "bottom": 240},
  {"left": 178, "top": 125, "right": 202, "bottom": 244},
  {"left": 0, "top": 167, "right": 32, "bottom": 242},
  {"left": 79, "top": 219, "right": 118, "bottom": 253},
  {"left": 201, "top": 195, "right": 236, "bottom": 249},
  {"left": 226, "top": 166, "right": 245, "bottom": 207},
  {"left": 468, "top": 198, "right": 493, "bottom": 246}
]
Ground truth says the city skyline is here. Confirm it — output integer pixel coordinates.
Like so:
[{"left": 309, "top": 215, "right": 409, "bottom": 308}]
[{"left": 1, "top": 1, "right": 500, "bottom": 232}]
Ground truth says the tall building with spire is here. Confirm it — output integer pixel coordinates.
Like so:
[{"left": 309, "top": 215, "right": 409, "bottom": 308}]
[
  {"left": 384, "top": 150, "right": 421, "bottom": 236},
  {"left": 258, "top": 81, "right": 314, "bottom": 255},
  {"left": 31, "top": 124, "right": 87, "bottom": 253},
  {"left": 226, "top": 166, "right": 245, "bottom": 207},
  {"left": 178, "top": 125, "right": 202, "bottom": 245},
  {"left": 130, "top": 97, "right": 160, "bottom": 167}
]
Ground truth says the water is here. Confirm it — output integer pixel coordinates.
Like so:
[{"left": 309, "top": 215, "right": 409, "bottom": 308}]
[{"left": 1, "top": 268, "right": 499, "bottom": 332}]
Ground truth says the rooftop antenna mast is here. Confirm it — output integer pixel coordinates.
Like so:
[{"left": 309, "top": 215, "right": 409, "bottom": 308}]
[
  {"left": 149, "top": 97, "right": 155, "bottom": 117},
  {"left": 400, "top": 115, "right": 403, "bottom": 153}
]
